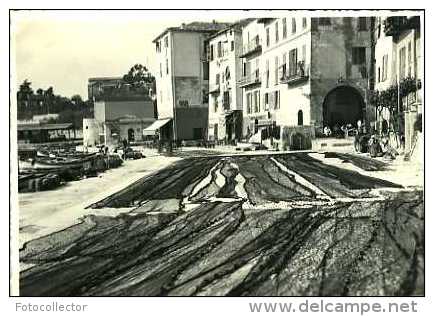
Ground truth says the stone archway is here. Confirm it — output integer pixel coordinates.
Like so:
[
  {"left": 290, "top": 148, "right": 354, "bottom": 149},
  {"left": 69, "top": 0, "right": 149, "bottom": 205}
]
[{"left": 323, "top": 85, "right": 364, "bottom": 128}]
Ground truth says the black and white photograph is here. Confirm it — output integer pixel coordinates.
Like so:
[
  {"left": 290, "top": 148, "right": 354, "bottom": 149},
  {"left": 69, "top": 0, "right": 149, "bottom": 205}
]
[{"left": 8, "top": 7, "right": 425, "bottom": 308}]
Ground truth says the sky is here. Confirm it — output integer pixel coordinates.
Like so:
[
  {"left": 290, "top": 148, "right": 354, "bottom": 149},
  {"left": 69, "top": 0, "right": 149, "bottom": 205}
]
[
  {"left": 11, "top": 10, "right": 404, "bottom": 100},
  {"left": 11, "top": 10, "right": 241, "bottom": 99}
]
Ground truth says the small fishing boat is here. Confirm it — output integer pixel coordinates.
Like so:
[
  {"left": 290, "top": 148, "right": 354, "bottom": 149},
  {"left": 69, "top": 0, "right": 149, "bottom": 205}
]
[{"left": 31, "top": 153, "right": 98, "bottom": 169}]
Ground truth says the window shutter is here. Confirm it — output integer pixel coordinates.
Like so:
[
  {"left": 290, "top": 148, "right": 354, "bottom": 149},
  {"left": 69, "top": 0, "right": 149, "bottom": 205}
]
[
  {"left": 295, "top": 49, "right": 298, "bottom": 74},
  {"left": 269, "top": 92, "right": 275, "bottom": 109}
]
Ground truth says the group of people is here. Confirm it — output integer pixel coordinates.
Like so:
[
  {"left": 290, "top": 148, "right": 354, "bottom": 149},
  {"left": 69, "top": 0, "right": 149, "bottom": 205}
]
[
  {"left": 323, "top": 120, "right": 364, "bottom": 138},
  {"left": 93, "top": 138, "right": 131, "bottom": 160}
]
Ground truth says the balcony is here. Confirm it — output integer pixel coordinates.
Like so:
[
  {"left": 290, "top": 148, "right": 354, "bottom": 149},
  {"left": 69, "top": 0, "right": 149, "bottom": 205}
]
[
  {"left": 384, "top": 16, "right": 420, "bottom": 37},
  {"left": 222, "top": 101, "right": 230, "bottom": 111},
  {"left": 238, "top": 69, "right": 261, "bottom": 88},
  {"left": 209, "top": 83, "right": 220, "bottom": 94},
  {"left": 222, "top": 91, "right": 230, "bottom": 110},
  {"left": 239, "top": 36, "right": 262, "bottom": 58},
  {"left": 279, "top": 62, "right": 309, "bottom": 86}
]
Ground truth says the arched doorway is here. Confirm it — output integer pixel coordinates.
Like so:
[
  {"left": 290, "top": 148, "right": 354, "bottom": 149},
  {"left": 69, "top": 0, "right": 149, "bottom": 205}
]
[
  {"left": 297, "top": 110, "right": 304, "bottom": 126},
  {"left": 323, "top": 86, "right": 364, "bottom": 128},
  {"left": 128, "top": 128, "right": 135, "bottom": 142}
]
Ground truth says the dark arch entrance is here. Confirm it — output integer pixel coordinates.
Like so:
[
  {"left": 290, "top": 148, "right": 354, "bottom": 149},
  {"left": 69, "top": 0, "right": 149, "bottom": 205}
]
[{"left": 323, "top": 86, "right": 364, "bottom": 128}]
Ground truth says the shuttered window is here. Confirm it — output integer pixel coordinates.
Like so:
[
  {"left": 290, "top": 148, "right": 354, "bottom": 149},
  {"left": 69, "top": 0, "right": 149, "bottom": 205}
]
[{"left": 288, "top": 48, "right": 298, "bottom": 76}]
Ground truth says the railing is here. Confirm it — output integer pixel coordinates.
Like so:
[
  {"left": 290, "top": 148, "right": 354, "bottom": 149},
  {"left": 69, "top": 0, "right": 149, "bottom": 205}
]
[
  {"left": 240, "top": 36, "right": 262, "bottom": 58},
  {"left": 222, "top": 94, "right": 230, "bottom": 110},
  {"left": 279, "top": 62, "right": 309, "bottom": 85},
  {"left": 209, "top": 83, "right": 220, "bottom": 94},
  {"left": 238, "top": 69, "right": 261, "bottom": 87}
]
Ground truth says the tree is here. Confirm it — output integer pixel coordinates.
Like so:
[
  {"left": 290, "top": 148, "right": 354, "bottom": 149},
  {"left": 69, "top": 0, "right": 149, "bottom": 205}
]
[
  {"left": 34, "top": 88, "right": 44, "bottom": 111},
  {"left": 17, "top": 80, "right": 33, "bottom": 106},
  {"left": 18, "top": 80, "right": 33, "bottom": 97},
  {"left": 17, "top": 80, "right": 34, "bottom": 119},
  {"left": 371, "top": 76, "right": 422, "bottom": 137},
  {"left": 122, "top": 63, "right": 155, "bottom": 91},
  {"left": 16, "top": 80, "right": 94, "bottom": 126},
  {"left": 44, "top": 87, "right": 54, "bottom": 114},
  {"left": 71, "top": 94, "right": 84, "bottom": 106}
]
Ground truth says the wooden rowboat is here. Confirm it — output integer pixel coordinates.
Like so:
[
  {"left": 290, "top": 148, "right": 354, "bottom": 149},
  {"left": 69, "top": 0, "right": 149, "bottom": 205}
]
[{"left": 31, "top": 153, "right": 98, "bottom": 169}]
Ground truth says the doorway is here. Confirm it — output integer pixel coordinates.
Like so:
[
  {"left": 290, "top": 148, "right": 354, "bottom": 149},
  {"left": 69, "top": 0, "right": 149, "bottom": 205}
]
[{"left": 323, "top": 86, "right": 364, "bottom": 128}]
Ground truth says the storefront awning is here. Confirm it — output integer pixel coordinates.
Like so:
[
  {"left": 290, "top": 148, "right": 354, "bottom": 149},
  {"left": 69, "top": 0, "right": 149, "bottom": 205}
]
[
  {"left": 257, "top": 119, "right": 273, "bottom": 127},
  {"left": 143, "top": 118, "right": 172, "bottom": 135}
]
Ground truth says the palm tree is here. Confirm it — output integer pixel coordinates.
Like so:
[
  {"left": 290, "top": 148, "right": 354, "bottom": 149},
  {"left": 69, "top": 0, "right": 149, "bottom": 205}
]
[
  {"left": 17, "top": 80, "right": 33, "bottom": 108},
  {"left": 17, "top": 80, "right": 34, "bottom": 119},
  {"left": 44, "top": 87, "right": 54, "bottom": 114},
  {"left": 36, "top": 88, "right": 44, "bottom": 110}
]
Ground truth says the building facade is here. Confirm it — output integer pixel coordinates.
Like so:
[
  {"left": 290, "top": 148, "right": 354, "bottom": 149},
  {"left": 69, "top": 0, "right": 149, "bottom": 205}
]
[
  {"left": 84, "top": 96, "right": 155, "bottom": 147},
  {"left": 238, "top": 19, "right": 264, "bottom": 141},
  {"left": 374, "top": 16, "right": 422, "bottom": 153},
  {"left": 153, "top": 22, "right": 231, "bottom": 141},
  {"left": 207, "top": 22, "right": 247, "bottom": 143},
  {"left": 309, "top": 17, "right": 375, "bottom": 134},
  {"left": 254, "top": 17, "right": 312, "bottom": 150},
  {"left": 237, "top": 16, "right": 375, "bottom": 150}
]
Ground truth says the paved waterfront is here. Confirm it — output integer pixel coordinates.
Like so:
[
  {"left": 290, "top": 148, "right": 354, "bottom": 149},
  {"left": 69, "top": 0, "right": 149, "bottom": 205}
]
[{"left": 19, "top": 153, "right": 424, "bottom": 296}]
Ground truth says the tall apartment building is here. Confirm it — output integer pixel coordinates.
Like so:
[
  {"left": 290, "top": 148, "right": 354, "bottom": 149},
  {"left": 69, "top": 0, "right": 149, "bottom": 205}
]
[
  {"left": 207, "top": 21, "right": 251, "bottom": 142},
  {"left": 238, "top": 16, "right": 375, "bottom": 150},
  {"left": 374, "top": 15, "right": 422, "bottom": 153},
  {"left": 151, "top": 21, "right": 231, "bottom": 141},
  {"left": 238, "top": 19, "right": 264, "bottom": 140}
]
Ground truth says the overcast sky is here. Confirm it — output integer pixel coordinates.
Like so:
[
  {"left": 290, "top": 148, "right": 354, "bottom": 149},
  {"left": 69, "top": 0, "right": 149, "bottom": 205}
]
[
  {"left": 12, "top": 10, "right": 401, "bottom": 100},
  {"left": 11, "top": 10, "right": 241, "bottom": 99}
]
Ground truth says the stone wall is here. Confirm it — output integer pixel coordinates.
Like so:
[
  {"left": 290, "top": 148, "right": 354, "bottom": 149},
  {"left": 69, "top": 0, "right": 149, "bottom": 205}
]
[
  {"left": 281, "top": 125, "right": 315, "bottom": 151},
  {"left": 310, "top": 17, "right": 374, "bottom": 134}
]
